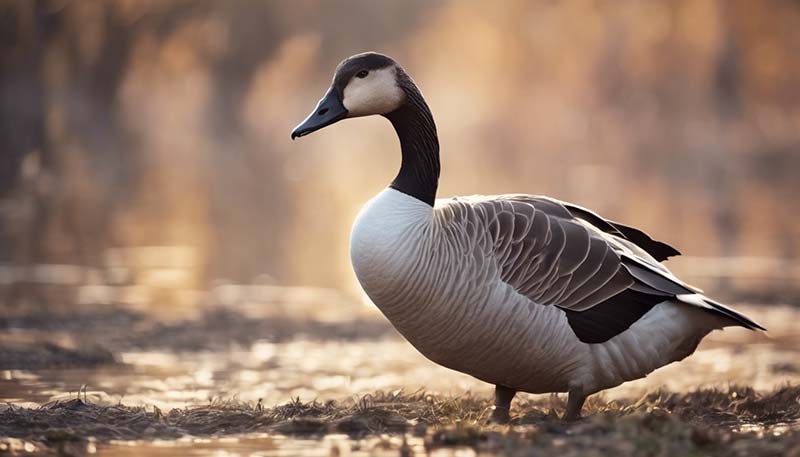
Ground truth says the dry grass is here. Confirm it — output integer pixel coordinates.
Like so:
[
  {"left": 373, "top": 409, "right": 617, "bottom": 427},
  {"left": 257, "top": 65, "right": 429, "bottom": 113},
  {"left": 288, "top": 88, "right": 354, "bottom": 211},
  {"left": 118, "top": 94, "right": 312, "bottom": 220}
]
[{"left": 0, "top": 385, "right": 797, "bottom": 456}]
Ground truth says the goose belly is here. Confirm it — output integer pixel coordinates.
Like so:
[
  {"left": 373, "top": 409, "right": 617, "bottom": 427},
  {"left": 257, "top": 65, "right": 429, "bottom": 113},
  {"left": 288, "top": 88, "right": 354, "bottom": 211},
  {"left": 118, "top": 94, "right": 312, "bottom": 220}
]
[
  {"left": 353, "top": 239, "right": 582, "bottom": 390},
  {"left": 377, "top": 286, "right": 716, "bottom": 395},
  {"left": 382, "top": 279, "right": 586, "bottom": 393}
]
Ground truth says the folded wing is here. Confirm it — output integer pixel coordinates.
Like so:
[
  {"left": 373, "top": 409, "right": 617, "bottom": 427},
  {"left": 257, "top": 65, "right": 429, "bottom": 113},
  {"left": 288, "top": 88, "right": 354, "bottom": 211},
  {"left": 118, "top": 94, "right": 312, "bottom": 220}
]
[{"left": 440, "top": 195, "right": 764, "bottom": 344}]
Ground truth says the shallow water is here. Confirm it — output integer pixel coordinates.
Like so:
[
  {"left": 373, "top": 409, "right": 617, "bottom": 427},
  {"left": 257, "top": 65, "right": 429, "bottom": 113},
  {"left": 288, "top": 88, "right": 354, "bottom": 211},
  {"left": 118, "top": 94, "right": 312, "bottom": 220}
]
[
  {"left": 0, "top": 304, "right": 798, "bottom": 456},
  {"left": 97, "top": 434, "right": 439, "bottom": 457}
]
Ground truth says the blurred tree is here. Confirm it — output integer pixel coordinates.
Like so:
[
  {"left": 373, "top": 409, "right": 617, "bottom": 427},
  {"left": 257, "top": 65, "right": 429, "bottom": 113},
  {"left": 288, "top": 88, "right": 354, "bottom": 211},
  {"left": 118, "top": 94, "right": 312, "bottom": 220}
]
[{"left": 0, "top": 0, "right": 798, "bottom": 309}]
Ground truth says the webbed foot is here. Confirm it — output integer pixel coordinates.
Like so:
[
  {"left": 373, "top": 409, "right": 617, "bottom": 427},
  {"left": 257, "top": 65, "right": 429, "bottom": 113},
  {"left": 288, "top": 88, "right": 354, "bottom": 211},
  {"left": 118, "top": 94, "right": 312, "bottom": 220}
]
[{"left": 488, "top": 385, "right": 516, "bottom": 424}]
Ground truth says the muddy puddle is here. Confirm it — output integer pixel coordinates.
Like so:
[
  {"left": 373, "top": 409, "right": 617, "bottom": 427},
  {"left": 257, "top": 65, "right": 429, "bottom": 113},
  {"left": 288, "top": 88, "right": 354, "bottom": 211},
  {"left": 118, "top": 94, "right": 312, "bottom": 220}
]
[{"left": 0, "top": 302, "right": 798, "bottom": 455}]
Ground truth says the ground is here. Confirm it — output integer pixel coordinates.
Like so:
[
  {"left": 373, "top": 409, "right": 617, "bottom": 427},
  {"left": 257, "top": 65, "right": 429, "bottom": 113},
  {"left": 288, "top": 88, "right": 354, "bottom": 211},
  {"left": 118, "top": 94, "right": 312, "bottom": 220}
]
[{"left": 0, "top": 300, "right": 797, "bottom": 456}]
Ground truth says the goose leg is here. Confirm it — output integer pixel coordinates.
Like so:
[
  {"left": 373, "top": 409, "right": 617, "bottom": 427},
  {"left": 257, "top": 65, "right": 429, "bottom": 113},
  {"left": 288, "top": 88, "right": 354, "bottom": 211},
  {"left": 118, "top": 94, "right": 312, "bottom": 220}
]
[
  {"left": 489, "top": 385, "right": 516, "bottom": 424},
  {"left": 563, "top": 388, "right": 586, "bottom": 422}
]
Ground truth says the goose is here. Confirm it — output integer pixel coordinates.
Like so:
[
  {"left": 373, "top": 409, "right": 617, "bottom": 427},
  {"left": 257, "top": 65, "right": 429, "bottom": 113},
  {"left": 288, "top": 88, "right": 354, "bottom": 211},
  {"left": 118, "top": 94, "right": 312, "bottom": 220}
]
[{"left": 290, "top": 52, "right": 765, "bottom": 422}]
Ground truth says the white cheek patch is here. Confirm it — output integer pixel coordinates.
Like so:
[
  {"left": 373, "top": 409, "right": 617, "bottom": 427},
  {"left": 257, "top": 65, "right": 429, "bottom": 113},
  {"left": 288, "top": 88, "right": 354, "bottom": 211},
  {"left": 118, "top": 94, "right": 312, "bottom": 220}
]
[{"left": 343, "top": 67, "right": 405, "bottom": 117}]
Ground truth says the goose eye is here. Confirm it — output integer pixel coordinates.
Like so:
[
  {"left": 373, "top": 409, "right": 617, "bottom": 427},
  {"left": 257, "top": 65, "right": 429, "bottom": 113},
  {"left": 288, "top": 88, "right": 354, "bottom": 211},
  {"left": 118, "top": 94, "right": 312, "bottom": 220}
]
[{"left": 355, "top": 70, "right": 369, "bottom": 79}]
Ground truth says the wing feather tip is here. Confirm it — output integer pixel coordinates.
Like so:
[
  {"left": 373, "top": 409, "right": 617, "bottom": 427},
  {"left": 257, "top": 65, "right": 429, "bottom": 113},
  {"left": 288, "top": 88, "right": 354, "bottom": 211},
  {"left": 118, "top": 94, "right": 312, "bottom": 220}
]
[
  {"left": 677, "top": 294, "right": 767, "bottom": 331},
  {"left": 703, "top": 298, "right": 767, "bottom": 331}
]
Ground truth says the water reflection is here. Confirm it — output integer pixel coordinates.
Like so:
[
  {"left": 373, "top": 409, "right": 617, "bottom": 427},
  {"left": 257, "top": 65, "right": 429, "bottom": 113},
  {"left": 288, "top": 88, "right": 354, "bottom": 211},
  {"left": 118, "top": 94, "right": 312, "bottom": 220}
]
[{"left": 100, "top": 434, "right": 436, "bottom": 457}]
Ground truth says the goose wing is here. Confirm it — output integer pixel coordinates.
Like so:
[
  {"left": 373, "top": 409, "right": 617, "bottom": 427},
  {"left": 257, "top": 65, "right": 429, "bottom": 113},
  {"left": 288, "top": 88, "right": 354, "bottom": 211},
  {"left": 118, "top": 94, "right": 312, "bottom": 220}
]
[
  {"left": 438, "top": 195, "right": 764, "bottom": 343},
  {"left": 554, "top": 199, "right": 680, "bottom": 263}
]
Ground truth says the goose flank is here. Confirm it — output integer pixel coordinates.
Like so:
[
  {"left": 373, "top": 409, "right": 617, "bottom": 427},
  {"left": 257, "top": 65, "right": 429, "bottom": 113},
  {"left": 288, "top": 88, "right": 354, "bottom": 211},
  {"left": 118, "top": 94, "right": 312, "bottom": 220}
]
[{"left": 290, "top": 52, "right": 766, "bottom": 422}]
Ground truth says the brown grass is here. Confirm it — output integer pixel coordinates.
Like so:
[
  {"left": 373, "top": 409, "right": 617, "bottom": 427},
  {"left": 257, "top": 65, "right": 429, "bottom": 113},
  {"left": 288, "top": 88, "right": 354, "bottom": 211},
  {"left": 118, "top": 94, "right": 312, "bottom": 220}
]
[{"left": 0, "top": 385, "right": 797, "bottom": 456}]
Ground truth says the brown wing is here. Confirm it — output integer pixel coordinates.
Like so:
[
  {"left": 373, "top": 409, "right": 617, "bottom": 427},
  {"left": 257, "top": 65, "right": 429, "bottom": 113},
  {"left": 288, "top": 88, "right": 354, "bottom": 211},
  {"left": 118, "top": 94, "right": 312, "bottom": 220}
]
[
  {"left": 437, "top": 194, "right": 743, "bottom": 344},
  {"left": 454, "top": 195, "right": 638, "bottom": 312},
  {"left": 554, "top": 199, "right": 681, "bottom": 262}
]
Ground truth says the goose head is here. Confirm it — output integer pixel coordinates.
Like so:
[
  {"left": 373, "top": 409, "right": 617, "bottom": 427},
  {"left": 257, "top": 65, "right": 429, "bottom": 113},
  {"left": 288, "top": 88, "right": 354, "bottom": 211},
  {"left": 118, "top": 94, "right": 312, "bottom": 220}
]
[{"left": 291, "top": 52, "right": 406, "bottom": 139}]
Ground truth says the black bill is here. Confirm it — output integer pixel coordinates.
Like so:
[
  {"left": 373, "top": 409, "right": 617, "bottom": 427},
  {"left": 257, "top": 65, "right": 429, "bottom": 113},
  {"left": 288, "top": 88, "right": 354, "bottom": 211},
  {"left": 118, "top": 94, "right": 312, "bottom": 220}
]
[{"left": 291, "top": 88, "right": 348, "bottom": 139}]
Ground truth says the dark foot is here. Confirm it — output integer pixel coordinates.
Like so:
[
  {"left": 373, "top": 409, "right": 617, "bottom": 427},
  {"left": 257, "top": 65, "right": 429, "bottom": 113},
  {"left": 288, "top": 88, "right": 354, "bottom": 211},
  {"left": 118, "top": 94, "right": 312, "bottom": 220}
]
[
  {"left": 488, "top": 406, "right": 511, "bottom": 424},
  {"left": 562, "top": 409, "right": 582, "bottom": 422},
  {"left": 488, "top": 385, "right": 516, "bottom": 424},
  {"left": 563, "top": 388, "right": 586, "bottom": 422}
]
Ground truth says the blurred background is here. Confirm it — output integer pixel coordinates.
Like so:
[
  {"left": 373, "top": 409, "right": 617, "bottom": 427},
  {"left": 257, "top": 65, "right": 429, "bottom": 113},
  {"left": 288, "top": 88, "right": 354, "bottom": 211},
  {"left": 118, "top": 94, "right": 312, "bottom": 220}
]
[
  {"left": 1, "top": 5, "right": 800, "bottom": 454},
  {"left": 1, "top": 0, "right": 799, "bottom": 316}
]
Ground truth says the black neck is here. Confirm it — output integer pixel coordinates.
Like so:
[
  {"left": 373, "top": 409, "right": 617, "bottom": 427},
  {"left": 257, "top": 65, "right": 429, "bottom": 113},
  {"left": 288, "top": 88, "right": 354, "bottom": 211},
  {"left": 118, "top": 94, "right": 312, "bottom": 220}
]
[{"left": 384, "top": 71, "right": 440, "bottom": 207}]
